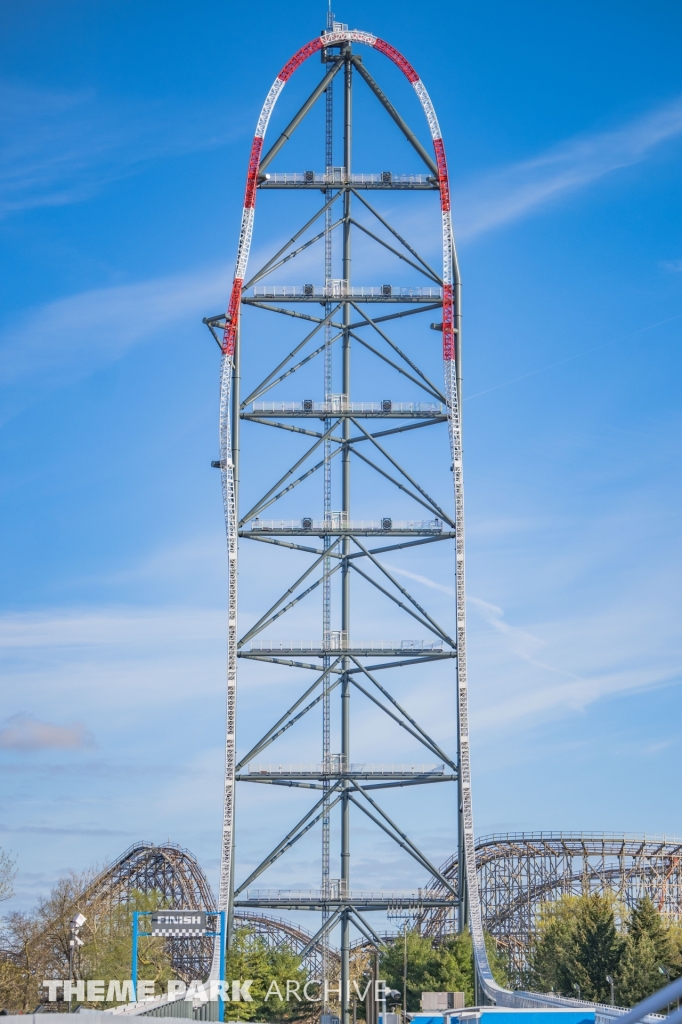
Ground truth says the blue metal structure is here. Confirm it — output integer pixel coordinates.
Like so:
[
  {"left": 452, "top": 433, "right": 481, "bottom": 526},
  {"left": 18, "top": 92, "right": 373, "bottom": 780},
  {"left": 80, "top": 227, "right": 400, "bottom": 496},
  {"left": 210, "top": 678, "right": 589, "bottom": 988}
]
[{"left": 131, "top": 911, "right": 226, "bottom": 1020}]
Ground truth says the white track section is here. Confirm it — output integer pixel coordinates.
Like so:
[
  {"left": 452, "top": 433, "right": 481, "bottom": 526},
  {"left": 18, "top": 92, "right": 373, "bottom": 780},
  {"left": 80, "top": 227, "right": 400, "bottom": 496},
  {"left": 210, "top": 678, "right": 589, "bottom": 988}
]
[
  {"left": 215, "top": 27, "right": 506, "bottom": 998},
  {"left": 211, "top": 352, "right": 237, "bottom": 978}
]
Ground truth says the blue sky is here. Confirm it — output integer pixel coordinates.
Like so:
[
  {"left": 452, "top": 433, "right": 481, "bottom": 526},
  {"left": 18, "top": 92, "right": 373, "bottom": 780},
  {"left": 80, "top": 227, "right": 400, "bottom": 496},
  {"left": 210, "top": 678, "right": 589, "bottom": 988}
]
[{"left": 1, "top": 0, "right": 682, "bottom": 921}]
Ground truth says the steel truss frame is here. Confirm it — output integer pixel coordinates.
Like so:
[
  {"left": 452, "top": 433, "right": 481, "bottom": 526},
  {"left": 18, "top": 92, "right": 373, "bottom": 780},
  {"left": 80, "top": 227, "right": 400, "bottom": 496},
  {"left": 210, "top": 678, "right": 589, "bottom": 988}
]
[{"left": 206, "top": 23, "right": 507, "bottom": 1016}]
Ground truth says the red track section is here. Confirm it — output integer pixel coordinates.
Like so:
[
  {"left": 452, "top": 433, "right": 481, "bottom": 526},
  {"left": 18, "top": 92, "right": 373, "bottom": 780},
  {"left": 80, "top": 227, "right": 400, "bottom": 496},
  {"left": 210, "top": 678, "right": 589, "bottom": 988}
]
[
  {"left": 279, "top": 38, "right": 324, "bottom": 82},
  {"left": 222, "top": 30, "right": 455, "bottom": 365},
  {"left": 373, "top": 38, "right": 419, "bottom": 82}
]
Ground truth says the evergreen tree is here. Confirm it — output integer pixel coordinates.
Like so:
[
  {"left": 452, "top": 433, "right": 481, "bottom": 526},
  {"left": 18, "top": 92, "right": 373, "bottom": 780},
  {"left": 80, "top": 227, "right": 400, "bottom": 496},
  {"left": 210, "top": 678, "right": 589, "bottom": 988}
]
[
  {"left": 528, "top": 897, "right": 577, "bottom": 995},
  {"left": 529, "top": 894, "right": 623, "bottom": 1002},
  {"left": 224, "top": 926, "right": 307, "bottom": 1022},
  {"left": 615, "top": 898, "right": 676, "bottom": 1006},
  {"left": 629, "top": 898, "right": 673, "bottom": 964},
  {"left": 571, "top": 894, "right": 624, "bottom": 1003},
  {"left": 380, "top": 929, "right": 508, "bottom": 1010}
]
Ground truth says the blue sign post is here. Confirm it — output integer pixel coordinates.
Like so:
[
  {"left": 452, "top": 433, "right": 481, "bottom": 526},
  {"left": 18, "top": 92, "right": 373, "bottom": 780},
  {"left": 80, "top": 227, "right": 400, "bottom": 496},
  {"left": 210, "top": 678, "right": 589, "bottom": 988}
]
[{"left": 131, "top": 909, "right": 226, "bottom": 1021}]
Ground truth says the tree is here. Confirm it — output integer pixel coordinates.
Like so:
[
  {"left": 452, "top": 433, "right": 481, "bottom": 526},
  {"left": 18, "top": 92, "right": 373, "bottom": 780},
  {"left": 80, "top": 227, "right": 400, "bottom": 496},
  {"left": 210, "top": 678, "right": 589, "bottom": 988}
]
[
  {"left": 79, "top": 889, "right": 175, "bottom": 1005},
  {"left": 529, "top": 894, "right": 624, "bottom": 1002},
  {"left": 0, "top": 869, "right": 174, "bottom": 1013},
  {"left": 669, "top": 922, "right": 682, "bottom": 978},
  {"left": 0, "top": 850, "right": 16, "bottom": 904},
  {"left": 224, "top": 926, "right": 308, "bottom": 1022},
  {"left": 380, "top": 929, "right": 508, "bottom": 1010},
  {"left": 528, "top": 896, "right": 580, "bottom": 996},
  {"left": 616, "top": 899, "right": 676, "bottom": 1006}
]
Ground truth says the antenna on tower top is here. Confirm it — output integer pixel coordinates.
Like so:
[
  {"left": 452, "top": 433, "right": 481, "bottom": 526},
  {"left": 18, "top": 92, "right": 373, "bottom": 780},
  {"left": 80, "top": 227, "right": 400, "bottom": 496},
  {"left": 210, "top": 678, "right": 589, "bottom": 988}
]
[{"left": 326, "top": 0, "right": 333, "bottom": 30}]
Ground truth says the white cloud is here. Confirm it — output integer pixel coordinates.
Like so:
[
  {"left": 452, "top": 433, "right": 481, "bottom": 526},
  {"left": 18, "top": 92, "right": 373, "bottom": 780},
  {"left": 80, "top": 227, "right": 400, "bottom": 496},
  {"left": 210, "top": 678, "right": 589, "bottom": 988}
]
[
  {"left": 0, "top": 80, "right": 245, "bottom": 217},
  {"left": 0, "top": 264, "right": 228, "bottom": 392},
  {"left": 0, "top": 713, "right": 93, "bottom": 751},
  {"left": 468, "top": 581, "right": 682, "bottom": 734},
  {"left": 384, "top": 564, "right": 455, "bottom": 596},
  {"left": 452, "top": 96, "right": 682, "bottom": 240},
  {"left": 0, "top": 606, "right": 227, "bottom": 716},
  {"left": 0, "top": 606, "right": 224, "bottom": 651},
  {"left": 380, "top": 563, "right": 682, "bottom": 736}
]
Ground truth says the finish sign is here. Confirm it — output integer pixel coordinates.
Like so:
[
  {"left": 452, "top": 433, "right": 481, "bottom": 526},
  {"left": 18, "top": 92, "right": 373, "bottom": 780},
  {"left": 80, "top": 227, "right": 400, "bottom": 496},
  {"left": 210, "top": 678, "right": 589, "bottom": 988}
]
[{"left": 150, "top": 911, "right": 207, "bottom": 936}]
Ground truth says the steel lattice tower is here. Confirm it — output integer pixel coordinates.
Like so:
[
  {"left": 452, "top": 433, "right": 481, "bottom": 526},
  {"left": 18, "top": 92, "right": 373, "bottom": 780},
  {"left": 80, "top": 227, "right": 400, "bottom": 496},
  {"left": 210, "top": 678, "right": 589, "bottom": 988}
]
[{"left": 204, "top": 23, "right": 502, "bottom": 1016}]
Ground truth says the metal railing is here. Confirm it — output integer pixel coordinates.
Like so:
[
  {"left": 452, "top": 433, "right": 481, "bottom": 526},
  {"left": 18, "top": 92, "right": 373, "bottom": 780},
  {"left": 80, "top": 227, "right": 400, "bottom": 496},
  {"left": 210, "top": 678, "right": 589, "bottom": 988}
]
[
  {"left": 251, "top": 284, "right": 442, "bottom": 299},
  {"left": 246, "top": 639, "right": 445, "bottom": 652},
  {"left": 245, "top": 887, "right": 433, "bottom": 901},
  {"left": 260, "top": 171, "right": 434, "bottom": 185},
  {"left": 250, "top": 400, "right": 443, "bottom": 414},
  {"left": 249, "top": 518, "right": 443, "bottom": 532},
  {"left": 248, "top": 762, "right": 445, "bottom": 775}
]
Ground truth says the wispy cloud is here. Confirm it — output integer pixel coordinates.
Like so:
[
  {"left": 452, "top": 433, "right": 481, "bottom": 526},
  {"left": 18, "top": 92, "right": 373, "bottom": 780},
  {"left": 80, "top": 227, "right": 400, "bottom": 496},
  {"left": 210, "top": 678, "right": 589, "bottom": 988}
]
[
  {"left": 0, "top": 606, "right": 226, "bottom": 716},
  {"left": 453, "top": 96, "right": 682, "bottom": 240},
  {"left": 0, "top": 822, "right": 126, "bottom": 836},
  {"left": 386, "top": 564, "right": 579, "bottom": 681},
  {"left": 0, "top": 80, "right": 246, "bottom": 218},
  {"left": 0, "top": 606, "right": 224, "bottom": 652},
  {"left": 385, "top": 564, "right": 455, "bottom": 596},
  {"left": 382, "top": 563, "right": 682, "bottom": 734},
  {"left": 0, "top": 264, "right": 228, "bottom": 397},
  {"left": 0, "top": 713, "right": 93, "bottom": 751}
]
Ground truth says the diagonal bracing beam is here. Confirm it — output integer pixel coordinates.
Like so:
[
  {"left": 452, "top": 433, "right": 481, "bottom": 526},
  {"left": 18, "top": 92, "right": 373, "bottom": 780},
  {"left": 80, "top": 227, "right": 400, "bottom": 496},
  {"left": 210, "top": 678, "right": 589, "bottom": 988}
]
[
  {"left": 350, "top": 779, "right": 459, "bottom": 897},
  {"left": 348, "top": 906, "right": 384, "bottom": 948},
  {"left": 348, "top": 675, "right": 453, "bottom": 766},
  {"left": 242, "top": 305, "right": 343, "bottom": 406},
  {"left": 248, "top": 218, "right": 345, "bottom": 291},
  {"left": 299, "top": 908, "right": 345, "bottom": 959},
  {"left": 350, "top": 447, "right": 455, "bottom": 527},
  {"left": 348, "top": 655, "right": 456, "bottom": 769},
  {"left": 247, "top": 331, "right": 343, "bottom": 406},
  {"left": 236, "top": 658, "right": 341, "bottom": 770},
  {"left": 349, "top": 218, "right": 441, "bottom": 284},
  {"left": 259, "top": 59, "right": 344, "bottom": 174},
  {"left": 351, "top": 56, "right": 438, "bottom": 176},
  {"left": 238, "top": 676, "right": 344, "bottom": 768},
  {"left": 350, "top": 331, "right": 443, "bottom": 401},
  {"left": 234, "top": 787, "right": 344, "bottom": 895},
  {"left": 350, "top": 536, "right": 454, "bottom": 646},
  {"left": 241, "top": 561, "right": 342, "bottom": 645},
  {"left": 239, "top": 541, "right": 342, "bottom": 646},
  {"left": 348, "top": 790, "right": 458, "bottom": 898},
  {"left": 351, "top": 189, "right": 442, "bottom": 282},
  {"left": 348, "top": 302, "right": 442, "bottom": 331},
  {"left": 348, "top": 415, "right": 448, "bottom": 524},
  {"left": 242, "top": 193, "right": 339, "bottom": 290},
  {"left": 349, "top": 560, "right": 452, "bottom": 645},
  {"left": 240, "top": 420, "right": 342, "bottom": 525},
  {"left": 348, "top": 300, "right": 446, "bottom": 401}
]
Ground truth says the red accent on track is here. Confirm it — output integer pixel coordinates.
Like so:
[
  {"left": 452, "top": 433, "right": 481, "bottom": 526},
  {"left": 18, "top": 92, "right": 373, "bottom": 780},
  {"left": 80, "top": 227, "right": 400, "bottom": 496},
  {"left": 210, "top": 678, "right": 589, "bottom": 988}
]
[
  {"left": 373, "top": 38, "right": 419, "bottom": 82},
  {"left": 222, "top": 278, "right": 243, "bottom": 356},
  {"left": 279, "top": 38, "right": 324, "bottom": 82},
  {"left": 442, "top": 283, "right": 455, "bottom": 361},
  {"left": 244, "top": 137, "right": 264, "bottom": 209},
  {"left": 229, "top": 31, "right": 455, "bottom": 365},
  {"left": 433, "top": 138, "right": 450, "bottom": 213}
]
